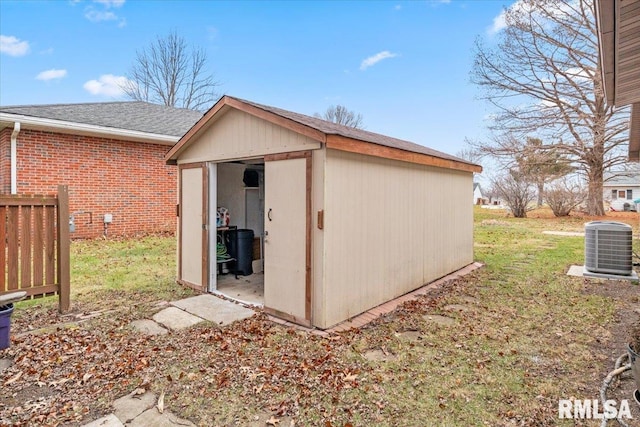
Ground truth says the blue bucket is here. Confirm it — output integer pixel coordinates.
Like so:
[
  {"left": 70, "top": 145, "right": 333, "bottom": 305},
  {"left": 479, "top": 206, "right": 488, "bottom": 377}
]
[{"left": 0, "top": 303, "right": 15, "bottom": 350}]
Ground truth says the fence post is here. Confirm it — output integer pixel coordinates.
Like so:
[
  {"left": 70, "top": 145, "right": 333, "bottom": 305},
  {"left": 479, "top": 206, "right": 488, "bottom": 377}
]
[{"left": 57, "top": 185, "right": 70, "bottom": 313}]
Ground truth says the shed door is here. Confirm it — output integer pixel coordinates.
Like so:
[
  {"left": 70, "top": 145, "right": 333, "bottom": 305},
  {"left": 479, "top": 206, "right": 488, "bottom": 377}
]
[
  {"left": 179, "top": 165, "right": 207, "bottom": 291},
  {"left": 264, "top": 154, "right": 310, "bottom": 324}
]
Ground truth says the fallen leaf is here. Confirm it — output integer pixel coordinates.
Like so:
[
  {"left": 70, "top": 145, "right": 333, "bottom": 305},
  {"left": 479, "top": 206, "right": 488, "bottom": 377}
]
[
  {"left": 4, "top": 371, "right": 23, "bottom": 385},
  {"left": 266, "top": 415, "right": 280, "bottom": 425},
  {"left": 344, "top": 373, "right": 358, "bottom": 382},
  {"left": 156, "top": 391, "right": 165, "bottom": 414}
]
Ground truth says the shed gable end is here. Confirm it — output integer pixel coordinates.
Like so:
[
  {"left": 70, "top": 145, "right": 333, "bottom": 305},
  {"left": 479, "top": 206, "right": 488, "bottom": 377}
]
[{"left": 177, "top": 108, "right": 321, "bottom": 164}]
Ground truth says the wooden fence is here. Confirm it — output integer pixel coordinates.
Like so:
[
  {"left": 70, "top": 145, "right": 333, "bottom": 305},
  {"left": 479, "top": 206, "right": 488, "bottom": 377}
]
[{"left": 0, "top": 185, "right": 70, "bottom": 312}]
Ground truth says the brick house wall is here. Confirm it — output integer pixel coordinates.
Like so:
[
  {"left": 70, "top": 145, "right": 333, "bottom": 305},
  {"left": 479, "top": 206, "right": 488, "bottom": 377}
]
[{"left": 0, "top": 127, "right": 177, "bottom": 238}]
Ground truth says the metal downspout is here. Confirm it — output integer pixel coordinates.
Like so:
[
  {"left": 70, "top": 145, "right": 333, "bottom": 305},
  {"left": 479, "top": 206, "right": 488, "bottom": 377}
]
[{"left": 10, "top": 122, "right": 20, "bottom": 194}]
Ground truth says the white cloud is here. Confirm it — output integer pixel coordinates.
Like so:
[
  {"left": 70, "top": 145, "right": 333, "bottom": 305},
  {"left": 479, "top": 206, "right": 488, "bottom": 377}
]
[
  {"left": 487, "top": 0, "right": 580, "bottom": 35},
  {"left": 85, "top": 9, "right": 117, "bottom": 22},
  {"left": 94, "top": 0, "right": 125, "bottom": 7},
  {"left": 0, "top": 35, "right": 30, "bottom": 56},
  {"left": 83, "top": 74, "right": 132, "bottom": 97},
  {"left": 488, "top": 9, "right": 508, "bottom": 34},
  {"left": 487, "top": 1, "right": 536, "bottom": 35},
  {"left": 36, "top": 69, "right": 67, "bottom": 81},
  {"left": 84, "top": 0, "right": 126, "bottom": 25},
  {"left": 360, "top": 51, "right": 398, "bottom": 71},
  {"left": 394, "top": 4, "right": 402, "bottom": 10},
  {"left": 207, "top": 26, "right": 219, "bottom": 41},
  {"left": 565, "top": 67, "right": 591, "bottom": 81}
]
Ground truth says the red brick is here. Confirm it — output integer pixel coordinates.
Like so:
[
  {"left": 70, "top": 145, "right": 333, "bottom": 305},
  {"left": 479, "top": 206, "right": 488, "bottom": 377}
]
[{"left": 0, "top": 128, "right": 176, "bottom": 238}]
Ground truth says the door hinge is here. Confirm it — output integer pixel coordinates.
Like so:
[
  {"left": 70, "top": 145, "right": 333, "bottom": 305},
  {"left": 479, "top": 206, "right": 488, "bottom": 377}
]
[{"left": 317, "top": 210, "right": 324, "bottom": 230}]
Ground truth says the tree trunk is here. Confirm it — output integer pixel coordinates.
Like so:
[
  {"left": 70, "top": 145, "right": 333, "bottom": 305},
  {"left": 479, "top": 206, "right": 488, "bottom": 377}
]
[
  {"left": 585, "top": 164, "right": 604, "bottom": 216},
  {"left": 537, "top": 182, "right": 544, "bottom": 207}
]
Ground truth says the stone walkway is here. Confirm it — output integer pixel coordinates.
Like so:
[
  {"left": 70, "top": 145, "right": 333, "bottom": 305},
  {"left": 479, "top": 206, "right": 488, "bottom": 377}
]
[
  {"left": 79, "top": 263, "right": 483, "bottom": 426},
  {"left": 80, "top": 294, "right": 256, "bottom": 426}
]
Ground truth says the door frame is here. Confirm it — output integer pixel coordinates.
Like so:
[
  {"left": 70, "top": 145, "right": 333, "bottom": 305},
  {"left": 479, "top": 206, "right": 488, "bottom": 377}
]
[{"left": 263, "top": 150, "right": 313, "bottom": 325}]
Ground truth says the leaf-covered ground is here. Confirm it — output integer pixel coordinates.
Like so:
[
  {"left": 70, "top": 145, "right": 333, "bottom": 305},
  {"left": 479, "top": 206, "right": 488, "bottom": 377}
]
[{"left": 1, "top": 209, "right": 638, "bottom": 426}]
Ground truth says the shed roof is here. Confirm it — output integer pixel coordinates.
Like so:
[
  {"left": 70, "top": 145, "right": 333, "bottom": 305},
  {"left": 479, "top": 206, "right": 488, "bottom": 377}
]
[
  {"left": 0, "top": 101, "right": 202, "bottom": 136},
  {"left": 166, "top": 96, "right": 482, "bottom": 173}
]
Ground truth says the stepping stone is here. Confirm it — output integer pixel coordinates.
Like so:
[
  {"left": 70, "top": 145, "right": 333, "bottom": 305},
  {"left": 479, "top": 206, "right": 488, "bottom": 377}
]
[
  {"left": 363, "top": 349, "right": 397, "bottom": 362},
  {"left": 129, "top": 408, "right": 196, "bottom": 427},
  {"left": 171, "top": 294, "right": 254, "bottom": 326},
  {"left": 395, "top": 330, "right": 422, "bottom": 341},
  {"left": 81, "top": 414, "right": 124, "bottom": 427},
  {"left": 423, "top": 314, "right": 456, "bottom": 326},
  {"left": 542, "top": 230, "right": 584, "bottom": 237},
  {"left": 152, "top": 307, "right": 203, "bottom": 331},
  {"left": 444, "top": 304, "right": 471, "bottom": 312},
  {"left": 113, "top": 391, "right": 156, "bottom": 423},
  {"left": 130, "top": 319, "right": 169, "bottom": 336},
  {"left": 567, "top": 265, "right": 585, "bottom": 277},
  {"left": 0, "top": 358, "right": 12, "bottom": 373}
]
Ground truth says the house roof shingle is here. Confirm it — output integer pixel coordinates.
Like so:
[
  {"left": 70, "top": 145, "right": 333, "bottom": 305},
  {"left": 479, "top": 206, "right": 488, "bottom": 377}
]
[
  {"left": 604, "top": 171, "right": 640, "bottom": 187},
  {"left": 0, "top": 101, "right": 203, "bottom": 137}
]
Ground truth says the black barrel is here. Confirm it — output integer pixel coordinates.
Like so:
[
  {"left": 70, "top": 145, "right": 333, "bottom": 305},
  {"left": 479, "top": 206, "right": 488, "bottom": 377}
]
[{"left": 229, "top": 229, "right": 254, "bottom": 276}]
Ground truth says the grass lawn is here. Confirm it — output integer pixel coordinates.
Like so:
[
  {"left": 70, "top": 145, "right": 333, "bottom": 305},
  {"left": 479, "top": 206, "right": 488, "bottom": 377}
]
[{"left": 1, "top": 208, "right": 639, "bottom": 426}]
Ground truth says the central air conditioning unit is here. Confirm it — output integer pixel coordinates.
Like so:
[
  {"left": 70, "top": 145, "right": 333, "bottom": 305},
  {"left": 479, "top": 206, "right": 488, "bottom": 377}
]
[{"left": 584, "top": 221, "right": 633, "bottom": 277}]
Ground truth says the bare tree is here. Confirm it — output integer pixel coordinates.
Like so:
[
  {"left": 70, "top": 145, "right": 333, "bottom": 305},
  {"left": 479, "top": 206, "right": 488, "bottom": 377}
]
[
  {"left": 123, "top": 30, "right": 219, "bottom": 111},
  {"left": 545, "top": 178, "right": 586, "bottom": 216},
  {"left": 455, "top": 147, "right": 482, "bottom": 164},
  {"left": 515, "top": 137, "right": 573, "bottom": 206},
  {"left": 470, "top": 0, "right": 630, "bottom": 216},
  {"left": 314, "top": 105, "right": 364, "bottom": 129},
  {"left": 492, "top": 169, "right": 536, "bottom": 218}
]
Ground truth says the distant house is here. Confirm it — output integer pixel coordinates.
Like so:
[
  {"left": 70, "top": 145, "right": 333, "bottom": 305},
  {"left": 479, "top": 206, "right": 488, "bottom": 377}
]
[
  {"left": 604, "top": 170, "right": 640, "bottom": 211},
  {"left": 0, "top": 102, "right": 202, "bottom": 238},
  {"left": 473, "top": 182, "right": 485, "bottom": 205}
]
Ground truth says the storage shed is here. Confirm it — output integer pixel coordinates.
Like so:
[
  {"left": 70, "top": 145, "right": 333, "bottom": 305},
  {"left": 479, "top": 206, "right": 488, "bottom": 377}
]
[{"left": 165, "top": 96, "right": 482, "bottom": 329}]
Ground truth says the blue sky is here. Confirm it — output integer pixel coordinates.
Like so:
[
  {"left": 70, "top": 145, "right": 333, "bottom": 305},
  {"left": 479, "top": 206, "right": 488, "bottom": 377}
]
[{"left": 0, "top": 0, "right": 513, "bottom": 158}]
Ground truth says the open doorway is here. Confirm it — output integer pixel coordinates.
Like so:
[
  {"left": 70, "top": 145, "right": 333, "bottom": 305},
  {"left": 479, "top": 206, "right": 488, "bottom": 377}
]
[{"left": 211, "top": 159, "right": 265, "bottom": 306}]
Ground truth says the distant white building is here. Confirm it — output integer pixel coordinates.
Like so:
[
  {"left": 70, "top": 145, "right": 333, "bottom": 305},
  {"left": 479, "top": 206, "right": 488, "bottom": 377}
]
[
  {"left": 603, "top": 170, "right": 640, "bottom": 211},
  {"left": 473, "top": 182, "right": 485, "bottom": 204}
]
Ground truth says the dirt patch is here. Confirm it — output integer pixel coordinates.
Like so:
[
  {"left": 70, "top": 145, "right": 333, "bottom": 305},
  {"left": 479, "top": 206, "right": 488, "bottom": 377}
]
[{"left": 583, "top": 277, "right": 640, "bottom": 420}]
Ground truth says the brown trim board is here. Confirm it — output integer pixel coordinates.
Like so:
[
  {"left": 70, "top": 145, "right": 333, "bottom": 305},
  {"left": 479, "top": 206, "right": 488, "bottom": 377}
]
[
  {"left": 264, "top": 150, "right": 312, "bottom": 162},
  {"left": 325, "top": 135, "right": 482, "bottom": 173},
  {"left": 264, "top": 307, "right": 312, "bottom": 328},
  {"left": 305, "top": 153, "right": 312, "bottom": 321},
  {"left": 202, "top": 164, "right": 209, "bottom": 290}
]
